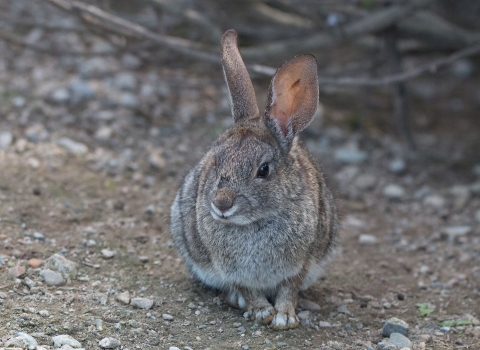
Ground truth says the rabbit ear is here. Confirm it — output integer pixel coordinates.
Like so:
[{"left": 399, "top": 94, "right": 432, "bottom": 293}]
[
  {"left": 265, "top": 54, "right": 318, "bottom": 147},
  {"left": 221, "top": 29, "right": 260, "bottom": 123}
]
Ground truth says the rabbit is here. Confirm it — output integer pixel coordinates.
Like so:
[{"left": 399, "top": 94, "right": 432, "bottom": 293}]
[{"left": 170, "top": 29, "right": 338, "bottom": 330}]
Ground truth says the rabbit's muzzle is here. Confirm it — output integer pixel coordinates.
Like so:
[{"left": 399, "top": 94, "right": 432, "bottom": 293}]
[{"left": 212, "top": 188, "right": 235, "bottom": 214}]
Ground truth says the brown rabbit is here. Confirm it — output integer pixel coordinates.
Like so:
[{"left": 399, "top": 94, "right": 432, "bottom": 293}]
[{"left": 171, "top": 29, "right": 338, "bottom": 330}]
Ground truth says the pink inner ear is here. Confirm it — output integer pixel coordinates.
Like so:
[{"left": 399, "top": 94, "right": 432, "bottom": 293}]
[{"left": 268, "top": 55, "right": 318, "bottom": 136}]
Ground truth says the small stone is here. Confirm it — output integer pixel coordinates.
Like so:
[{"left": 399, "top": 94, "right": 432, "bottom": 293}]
[
  {"left": 138, "top": 256, "right": 149, "bottom": 263},
  {"left": 57, "top": 137, "right": 88, "bottom": 155},
  {"left": 114, "top": 72, "right": 137, "bottom": 90},
  {"left": 233, "top": 322, "right": 241, "bottom": 328},
  {"left": 44, "top": 253, "right": 77, "bottom": 280},
  {"left": 12, "top": 332, "right": 38, "bottom": 349},
  {"left": 101, "top": 249, "right": 115, "bottom": 259},
  {"left": 79, "top": 57, "right": 114, "bottom": 78},
  {"left": 51, "top": 334, "right": 82, "bottom": 348},
  {"left": 28, "top": 258, "right": 43, "bottom": 268},
  {"left": 389, "top": 158, "right": 407, "bottom": 174},
  {"left": 9, "top": 265, "right": 26, "bottom": 278},
  {"left": 475, "top": 209, "right": 480, "bottom": 223},
  {"left": 25, "top": 124, "right": 49, "bottom": 143},
  {"left": 337, "top": 304, "right": 352, "bottom": 316},
  {"left": 440, "top": 326, "right": 450, "bottom": 332},
  {"left": 117, "top": 291, "right": 130, "bottom": 304},
  {"left": 50, "top": 88, "right": 70, "bottom": 104},
  {"left": 381, "top": 317, "right": 409, "bottom": 337},
  {"left": 383, "top": 184, "right": 405, "bottom": 199},
  {"left": 4, "top": 336, "right": 30, "bottom": 349},
  {"left": 0, "top": 131, "right": 13, "bottom": 149},
  {"left": 169, "top": 347, "right": 181, "bottom": 350},
  {"left": 442, "top": 226, "right": 472, "bottom": 241},
  {"left": 121, "top": 53, "right": 142, "bottom": 70},
  {"left": 94, "top": 127, "right": 112, "bottom": 141},
  {"left": 377, "top": 341, "right": 397, "bottom": 350},
  {"left": 131, "top": 297, "right": 154, "bottom": 309},
  {"left": 162, "top": 313, "right": 174, "bottom": 321},
  {"left": 334, "top": 148, "right": 368, "bottom": 164},
  {"left": 359, "top": 234, "right": 378, "bottom": 245},
  {"left": 354, "top": 174, "right": 377, "bottom": 191},
  {"left": 33, "top": 232, "right": 45, "bottom": 240},
  {"left": 40, "top": 269, "right": 65, "bottom": 286},
  {"left": 319, "top": 321, "right": 332, "bottom": 327},
  {"left": 0, "top": 292, "right": 7, "bottom": 299},
  {"left": 23, "top": 277, "right": 36, "bottom": 288},
  {"left": 388, "top": 332, "right": 412, "bottom": 349},
  {"left": 99, "top": 337, "right": 121, "bottom": 349},
  {"left": 119, "top": 92, "right": 139, "bottom": 108},
  {"left": 69, "top": 81, "right": 95, "bottom": 104},
  {"left": 12, "top": 95, "right": 26, "bottom": 107},
  {"left": 297, "top": 310, "right": 310, "bottom": 320},
  {"left": 298, "top": 299, "right": 321, "bottom": 311},
  {"left": 38, "top": 310, "right": 50, "bottom": 317},
  {"left": 423, "top": 194, "right": 446, "bottom": 209}
]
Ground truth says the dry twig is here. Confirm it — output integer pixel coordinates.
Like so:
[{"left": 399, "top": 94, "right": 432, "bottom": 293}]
[{"left": 31, "top": 0, "right": 480, "bottom": 86}]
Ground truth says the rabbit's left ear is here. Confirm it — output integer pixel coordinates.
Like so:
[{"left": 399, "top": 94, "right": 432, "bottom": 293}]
[{"left": 265, "top": 54, "right": 318, "bottom": 147}]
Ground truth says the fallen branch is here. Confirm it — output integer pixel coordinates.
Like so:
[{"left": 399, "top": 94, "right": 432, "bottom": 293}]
[
  {"left": 317, "top": 42, "right": 480, "bottom": 86},
  {"left": 44, "top": 0, "right": 221, "bottom": 63},
  {"left": 148, "top": 0, "right": 223, "bottom": 44},
  {"left": 241, "top": 0, "right": 433, "bottom": 61},
  {"left": 32, "top": 0, "right": 480, "bottom": 86},
  {"left": 0, "top": 28, "right": 116, "bottom": 56}
]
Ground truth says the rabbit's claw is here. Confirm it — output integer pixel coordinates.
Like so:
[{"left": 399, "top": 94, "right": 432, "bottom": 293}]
[{"left": 270, "top": 311, "right": 299, "bottom": 330}]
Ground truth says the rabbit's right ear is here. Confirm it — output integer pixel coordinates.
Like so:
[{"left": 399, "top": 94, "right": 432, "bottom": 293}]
[
  {"left": 221, "top": 29, "right": 260, "bottom": 123},
  {"left": 265, "top": 55, "right": 318, "bottom": 150}
]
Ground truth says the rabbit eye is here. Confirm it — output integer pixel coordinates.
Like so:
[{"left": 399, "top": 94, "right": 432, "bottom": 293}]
[{"left": 256, "top": 162, "right": 269, "bottom": 178}]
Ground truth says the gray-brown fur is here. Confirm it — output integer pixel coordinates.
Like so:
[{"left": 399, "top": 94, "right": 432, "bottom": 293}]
[{"left": 171, "top": 29, "right": 338, "bottom": 330}]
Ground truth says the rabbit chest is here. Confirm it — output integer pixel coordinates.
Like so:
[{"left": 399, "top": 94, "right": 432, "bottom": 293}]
[{"left": 197, "top": 201, "right": 318, "bottom": 289}]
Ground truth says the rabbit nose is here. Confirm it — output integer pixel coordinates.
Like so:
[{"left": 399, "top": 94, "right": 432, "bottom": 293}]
[{"left": 213, "top": 188, "right": 235, "bottom": 213}]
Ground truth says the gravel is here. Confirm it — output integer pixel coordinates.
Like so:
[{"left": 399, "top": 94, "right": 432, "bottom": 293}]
[
  {"left": 388, "top": 158, "right": 407, "bottom": 174},
  {"left": 334, "top": 147, "right": 368, "bottom": 164},
  {"left": 117, "top": 290, "right": 131, "bottom": 304},
  {"left": 101, "top": 249, "right": 116, "bottom": 259},
  {"left": 12, "top": 332, "right": 38, "bottom": 349},
  {"left": 44, "top": 254, "right": 78, "bottom": 280},
  {"left": 51, "top": 334, "right": 82, "bottom": 348},
  {"left": 40, "top": 269, "right": 65, "bottom": 286},
  {"left": 0, "top": 131, "right": 13, "bottom": 149},
  {"left": 388, "top": 332, "right": 412, "bottom": 348},
  {"left": 359, "top": 234, "right": 378, "bottom": 245},
  {"left": 130, "top": 297, "right": 154, "bottom": 309},
  {"left": 298, "top": 299, "right": 321, "bottom": 311},
  {"left": 381, "top": 317, "right": 409, "bottom": 337},
  {"left": 99, "top": 337, "right": 122, "bottom": 349},
  {"left": 57, "top": 137, "right": 88, "bottom": 155},
  {"left": 383, "top": 184, "right": 405, "bottom": 199}
]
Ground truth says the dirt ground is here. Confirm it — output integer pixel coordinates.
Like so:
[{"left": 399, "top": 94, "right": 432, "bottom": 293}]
[{"left": 1, "top": 3, "right": 480, "bottom": 350}]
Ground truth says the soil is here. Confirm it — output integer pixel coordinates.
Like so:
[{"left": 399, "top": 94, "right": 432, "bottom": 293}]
[{"left": 1, "top": 2, "right": 480, "bottom": 350}]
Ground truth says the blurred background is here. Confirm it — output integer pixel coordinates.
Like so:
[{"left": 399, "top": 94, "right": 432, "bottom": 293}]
[
  {"left": 0, "top": 0, "right": 480, "bottom": 192},
  {"left": 1, "top": 2, "right": 480, "bottom": 348}
]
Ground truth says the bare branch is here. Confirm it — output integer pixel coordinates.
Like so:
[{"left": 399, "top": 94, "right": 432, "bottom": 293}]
[
  {"left": 241, "top": 0, "right": 433, "bottom": 61},
  {"left": 36, "top": 0, "right": 480, "bottom": 87},
  {"left": 43, "top": 0, "right": 221, "bottom": 63},
  {"left": 0, "top": 28, "right": 114, "bottom": 56},
  {"left": 317, "top": 43, "right": 480, "bottom": 86},
  {"left": 148, "top": 0, "right": 223, "bottom": 44}
]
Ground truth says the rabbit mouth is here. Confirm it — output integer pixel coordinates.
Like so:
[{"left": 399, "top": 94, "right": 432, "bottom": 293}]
[
  {"left": 210, "top": 203, "right": 252, "bottom": 225},
  {"left": 210, "top": 202, "right": 238, "bottom": 220}
]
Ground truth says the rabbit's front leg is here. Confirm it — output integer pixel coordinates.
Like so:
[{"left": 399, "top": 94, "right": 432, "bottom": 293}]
[
  {"left": 270, "top": 281, "right": 300, "bottom": 330},
  {"left": 240, "top": 287, "right": 275, "bottom": 325}
]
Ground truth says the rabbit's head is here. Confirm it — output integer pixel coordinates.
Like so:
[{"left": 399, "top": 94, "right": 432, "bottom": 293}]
[{"left": 204, "top": 29, "right": 319, "bottom": 226}]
